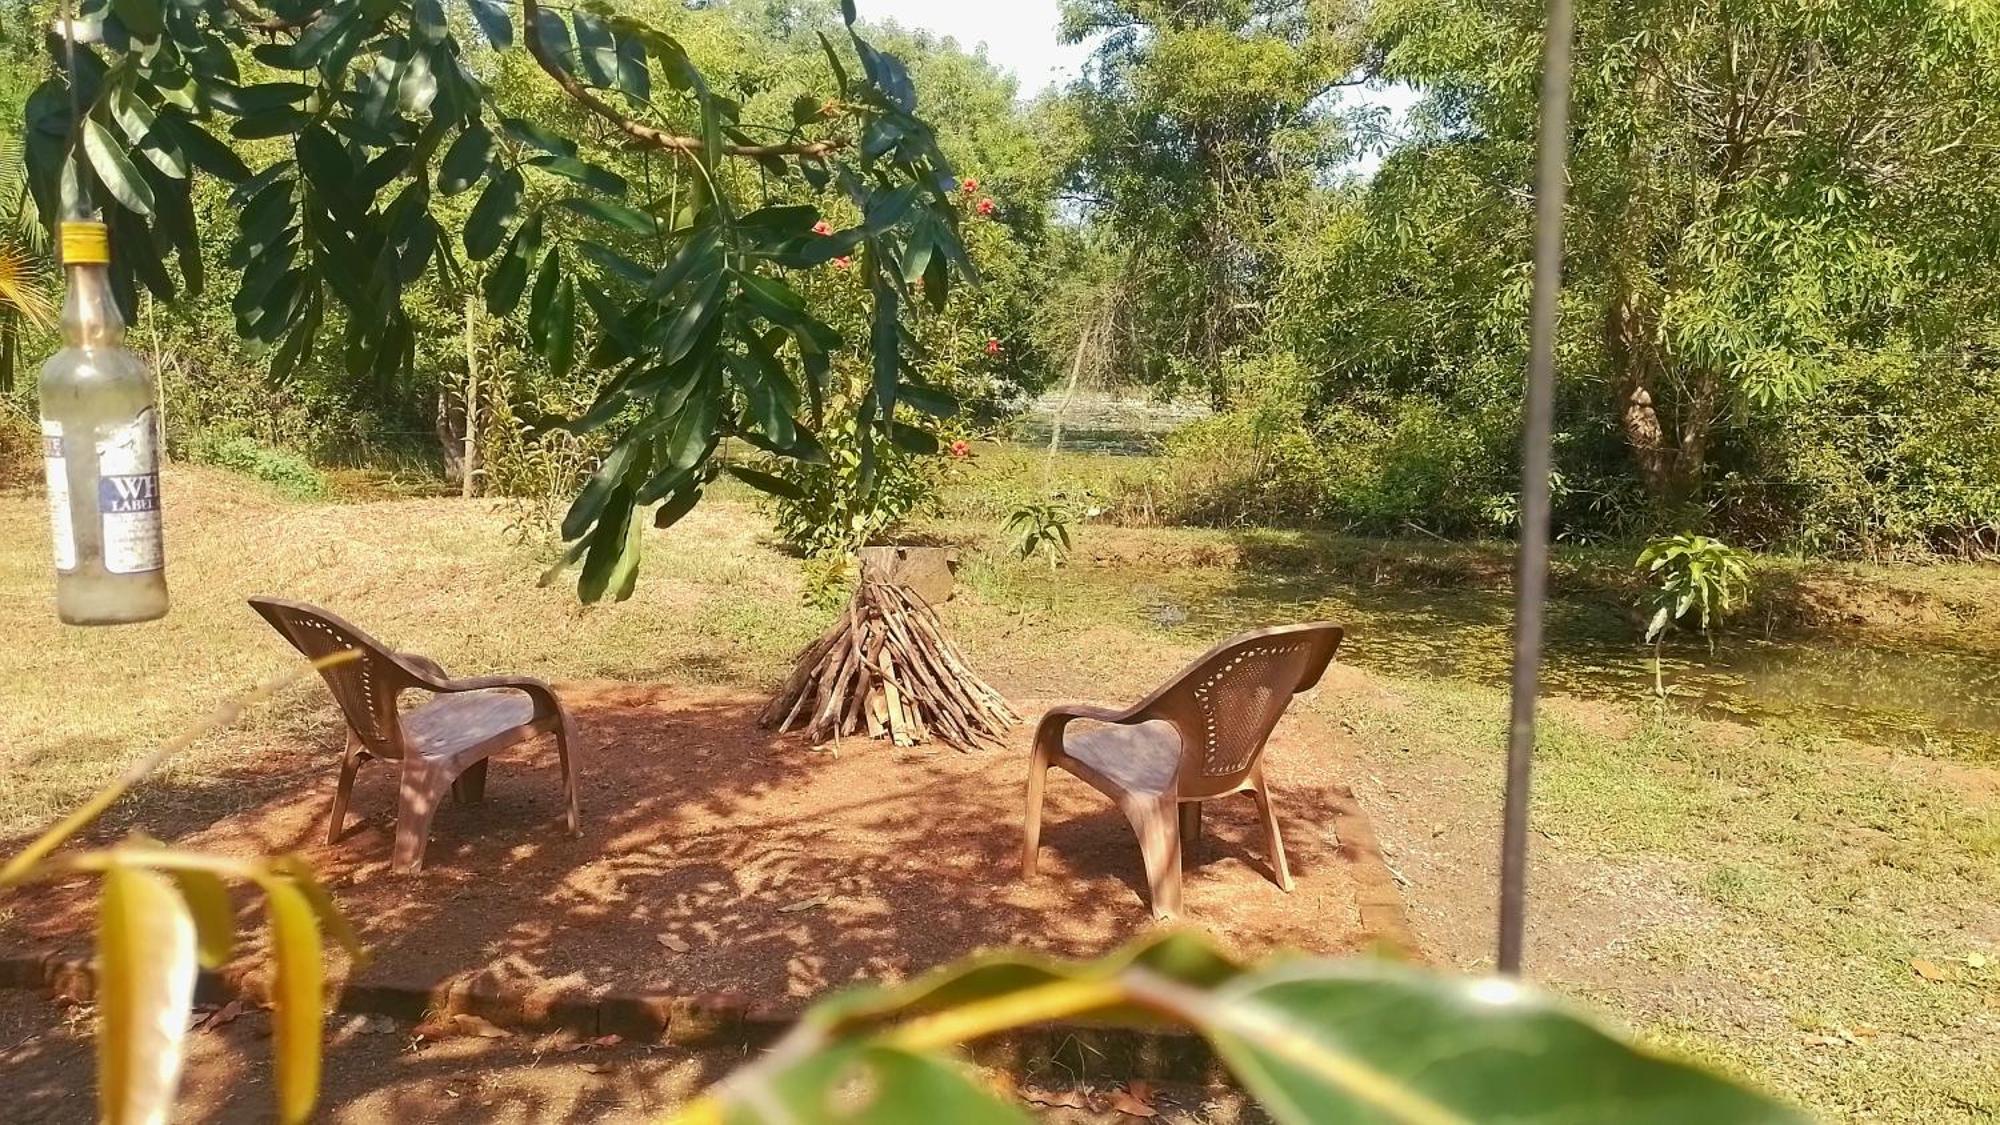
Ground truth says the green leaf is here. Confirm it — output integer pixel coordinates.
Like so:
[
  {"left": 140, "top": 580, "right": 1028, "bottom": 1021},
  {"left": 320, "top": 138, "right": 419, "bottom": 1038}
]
[
  {"left": 83, "top": 119, "right": 155, "bottom": 218},
  {"left": 558, "top": 196, "right": 656, "bottom": 235},
  {"left": 531, "top": 8, "right": 577, "bottom": 77},
  {"left": 464, "top": 168, "right": 524, "bottom": 261},
  {"left": 613, "top": 34, "right": 651, "bottom": 100},
  {"left": 527, "top": 155, "right": 628, "bottom": 196},
  {"left": 666, "top": 385, "right": 720, "bottom": 471},
  {"left": 707, "top": 933, "right": 1799, "bottom": 1125},
  {"left": 572, "top": 10, "right": 619, "bottom": 88},
  {"left": 111, "top": 0, "right": 164, "bottom": 38},
  {"left": 163, "top": 116, "right": 250, "bottom": 182},
  {"left": 232, "top": 108, "right": 311, "bottom": 141},
  {"left": 258, "top": 877, "right": 323, "bottom": 1125},
  {"left": 739, "top": 203, "right": 820, "bottom": 236},
  {"left": 97, "top": 866, "right": 198, "bottom": 1125},
  {"left": 725, "top": 464, "right": 806, "bottom": 501},
  {"left": 816, "top": 31, "right": 849, "bottom": 95},
  {"left": 467, "top": 0, "right": 511, "bottom": 46},
  {"left": 648, "top": 226, "right": 721, "bottom": 299},
  {"left": 437, "top": 125, "right": 493, "bottom": 195},
  {"left": 889, "top": 422, "right": 938, "bottom": 455},
  {"left": 898, "top": 381, "right": 957, "bottom": 418},
  {"left": 527, "top": 247, "right": 561, "bottom": 348},
  {"left": 901, "top": 217, "right": 935, "bottom": 285},
  {"left": 545, "top": 278, "right": 577, "bottom": 378},
  {"left": 577, "top": 484, "right": 636, "bottom": 603},
  {"left": 575, "top": 241, "right": 653, "bottom": 287},
  {"left": 661, "top": 271, "right": 726, "bottom": 364},
  {"left": 1206, "top": 964, "right": 1801, "bottom": 1123},
  {"left": 211, "top": 82, "right": 314, "bottom": 116},
  {"left": 500, "top": 116, "right": 578, "bottom": 159},
  {"left": 485, "top": 215, "right": 541, "bottom": 316},
  {"left": 651, "top": 476, "right": 704, "bottom": 529},
  {"left": 563, "top": 440, "right": 641, "bottom": 540}
]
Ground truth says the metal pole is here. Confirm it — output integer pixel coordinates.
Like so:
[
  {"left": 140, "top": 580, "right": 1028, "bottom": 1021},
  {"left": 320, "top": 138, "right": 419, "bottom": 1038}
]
[{"left": 1497, "top": 0, "right": 1577, "bottom": 977}]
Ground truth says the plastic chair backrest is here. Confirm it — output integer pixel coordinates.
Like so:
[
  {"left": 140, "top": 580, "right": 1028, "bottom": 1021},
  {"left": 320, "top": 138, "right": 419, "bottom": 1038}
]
[
  {"left": 249, "top": 596, "right": 409, "bottom": 758},
  {"left": 1135, "top": 623, "right": 1343, "bottom": 799}
]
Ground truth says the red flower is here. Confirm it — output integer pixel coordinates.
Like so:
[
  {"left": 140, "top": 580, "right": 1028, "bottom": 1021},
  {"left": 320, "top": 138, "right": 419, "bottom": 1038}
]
[
  {"left": 985, "top": 337, "right": 1001, "bottom": 356},
  {"left": 812, "top": 219, "right": 832, "bottom": 236},
  {"left": 976, "top": 198, "right": 996, "bottom": 217},
  {"left": 833, "top": 256, "right": 851, "bottom": 270},
  {"left": 949, "top": 440, "right": 971, "bottom": 459},
  {"left": 961, "top": 177, "right": 979, "bottom": 195}
]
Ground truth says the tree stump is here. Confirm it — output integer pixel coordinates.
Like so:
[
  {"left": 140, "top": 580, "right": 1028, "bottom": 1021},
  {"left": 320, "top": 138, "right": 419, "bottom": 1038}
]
[{"left": 857, "top": 545, "right": 959, "bottom": 605}]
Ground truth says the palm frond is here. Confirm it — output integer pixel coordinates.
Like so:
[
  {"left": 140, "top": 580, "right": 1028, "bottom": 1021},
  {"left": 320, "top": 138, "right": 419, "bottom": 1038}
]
[{"left": 0, "top": 240, "right": 56, "bottom": 330}]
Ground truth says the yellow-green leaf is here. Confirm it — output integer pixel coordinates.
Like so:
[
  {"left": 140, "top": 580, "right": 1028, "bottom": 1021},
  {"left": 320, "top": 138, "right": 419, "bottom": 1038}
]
[
  {"left": 169, "top": 869, "right": 235, "bottom": 969},
  {"left": 273, "top": 855, "right": 365, "bottom": 965},
  {"left": 98, "top": 865, "right": 198, "bottom": 1125},
  {"left": 259, "top": 877, "right": 324, "bottom": 1125}
]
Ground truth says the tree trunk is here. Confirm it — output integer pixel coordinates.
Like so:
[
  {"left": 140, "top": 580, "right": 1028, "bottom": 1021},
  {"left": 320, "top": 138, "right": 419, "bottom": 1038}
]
[
  {"left": 1606, "top": 290, "right": 1678, "bottom": 500},
  {"left": 462, "top": 293, "right": 480, "bottom": 500}
]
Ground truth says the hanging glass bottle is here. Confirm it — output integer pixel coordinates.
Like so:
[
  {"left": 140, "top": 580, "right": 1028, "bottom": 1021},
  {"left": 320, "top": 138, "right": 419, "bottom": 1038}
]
[{"left": 38, "top": 218, "right": 169, "bottom": 625}]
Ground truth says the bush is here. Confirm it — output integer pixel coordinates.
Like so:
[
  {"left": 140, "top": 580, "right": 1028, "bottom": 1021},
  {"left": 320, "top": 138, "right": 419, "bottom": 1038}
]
[
  {"left": 187, "top": 433, "right": 327, "bottom": 500},
  {"left": 0, "top": 402, "right": 36, "bottom": 491},
  {"left": 1153, "top": 365, "right": 1515, "bottom": 536}
]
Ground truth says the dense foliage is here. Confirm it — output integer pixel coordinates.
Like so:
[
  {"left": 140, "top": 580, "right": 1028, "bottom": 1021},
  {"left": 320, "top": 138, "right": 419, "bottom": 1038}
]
[
  {"left": 8, "top": 0, "right": 1072, "bottom": 593},
  {"left": 1064, "top": 0, "right": 2000, "bottom": 555},
  {"left": 10, "top": 0, "right": 1998, "bottom": 561}
]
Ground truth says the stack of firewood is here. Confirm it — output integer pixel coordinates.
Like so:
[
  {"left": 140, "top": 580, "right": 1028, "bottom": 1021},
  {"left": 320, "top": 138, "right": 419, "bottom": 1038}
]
[{"left": 762, "top": 581, "right": 1018, "bottom": 751}]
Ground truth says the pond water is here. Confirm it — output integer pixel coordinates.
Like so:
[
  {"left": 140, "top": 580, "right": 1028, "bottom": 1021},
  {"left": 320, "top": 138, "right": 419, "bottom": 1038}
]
[
  {"left": 984, "top": 400, "right": 2000, "bottom": 756},
  {"left": 1011, "top": 391, "right": 1211, "bottom": 456},
  {"left": 1032, "top": 562, "right": 2000, "bottom": 758}
]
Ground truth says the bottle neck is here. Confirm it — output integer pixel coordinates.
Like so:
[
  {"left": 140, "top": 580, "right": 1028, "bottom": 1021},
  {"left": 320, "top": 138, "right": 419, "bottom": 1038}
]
[{"left": 61, "top": 262, "right": 126, "bottom": 348}]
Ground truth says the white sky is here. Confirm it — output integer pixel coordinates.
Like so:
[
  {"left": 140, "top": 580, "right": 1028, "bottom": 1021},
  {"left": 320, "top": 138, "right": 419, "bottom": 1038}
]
[
  {"left": 858, "top": 0, "right": 1094, "bottom": 95},
  {"left": 854, "top": 1, "right": 1416, "bottom": 174}
]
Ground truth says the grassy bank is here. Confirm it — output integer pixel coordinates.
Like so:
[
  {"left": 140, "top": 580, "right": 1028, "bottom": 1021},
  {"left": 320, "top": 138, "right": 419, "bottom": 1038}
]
[{"left": 1, "top": 460, "right": 1996, "bottom": 1122}]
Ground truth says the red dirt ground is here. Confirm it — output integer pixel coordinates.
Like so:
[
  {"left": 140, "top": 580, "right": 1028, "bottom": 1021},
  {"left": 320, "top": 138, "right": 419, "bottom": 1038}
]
[{"left": 1, "top": 683, "right": 1406, "bottom": 1016}]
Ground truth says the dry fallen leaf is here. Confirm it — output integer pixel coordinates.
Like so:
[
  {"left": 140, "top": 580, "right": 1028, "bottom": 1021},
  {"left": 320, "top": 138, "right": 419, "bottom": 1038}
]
[
  {"left": 657, "top": 933, "right": 693, "bottom": 953},
  {"left": 1019, "top": 1086, "right": 1090, "bottom": 1110},
  {"left": 1911, "top": 958, "right": 1956, "bottom": 982},
  {"left": 590, "top": 1034, "right": 623, "bottom": 1048},
  {"left": 579, "top": 1063, "right": 612, "bottom": 1075},
  {"left": 1107, "top": 1085, "right": 1161, "bottom": 1118},
  {"left": 779, "top": 895, "right": 829, "bottom": 913},
  {"left": 451, "top": 1013, "right": 512, "bottom": 1039}
]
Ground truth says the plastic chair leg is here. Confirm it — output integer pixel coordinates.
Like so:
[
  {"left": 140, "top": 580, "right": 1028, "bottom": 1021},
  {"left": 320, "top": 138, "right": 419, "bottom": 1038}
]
[
  {"left": 1127, "top": 795, "right": 1183, "bottom": 920},
  {"left": 1252, "top": 785, "right": 1294, "bottom": 892},
  {"left": 1023, "top": 744, "right": 1052, "bottom": 877}
]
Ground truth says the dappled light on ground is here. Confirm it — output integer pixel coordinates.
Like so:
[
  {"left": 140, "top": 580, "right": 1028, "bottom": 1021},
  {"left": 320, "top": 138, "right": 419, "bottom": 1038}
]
[{"left": 0, "top": 685, "right": 1394, "bottom": 1010}]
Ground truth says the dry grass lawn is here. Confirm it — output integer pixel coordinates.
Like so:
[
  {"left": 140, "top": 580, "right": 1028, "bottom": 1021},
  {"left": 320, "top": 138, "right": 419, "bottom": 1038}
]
[{"left": 2, "top": 462, "right": 1998, "bottom": 1123}]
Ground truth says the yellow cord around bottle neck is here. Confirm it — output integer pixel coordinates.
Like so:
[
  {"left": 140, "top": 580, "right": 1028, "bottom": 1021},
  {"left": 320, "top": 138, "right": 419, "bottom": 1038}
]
[{"left": 59, "top": 221, "right": 110, "bottom": 266}]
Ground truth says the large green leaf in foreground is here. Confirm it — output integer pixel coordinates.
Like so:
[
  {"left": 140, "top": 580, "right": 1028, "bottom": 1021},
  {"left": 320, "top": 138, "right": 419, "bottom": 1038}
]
[{"left": 685, "top": 932, "right": 1805, "bottom": 1124}]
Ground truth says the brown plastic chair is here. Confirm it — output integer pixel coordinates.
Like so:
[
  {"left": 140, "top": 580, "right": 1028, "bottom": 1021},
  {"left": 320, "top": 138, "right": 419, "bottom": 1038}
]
[
  {"left": 1023, "top": 622, "right": 1343, "bottom": 919},
  {"left": 249, "top": 596, "right": 580, "bottom": 872}
]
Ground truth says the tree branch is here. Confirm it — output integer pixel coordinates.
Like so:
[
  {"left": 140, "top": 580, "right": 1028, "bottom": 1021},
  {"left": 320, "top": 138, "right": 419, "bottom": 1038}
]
[{"left": 517, "top": 0, "right": 844, "bottom": 161}]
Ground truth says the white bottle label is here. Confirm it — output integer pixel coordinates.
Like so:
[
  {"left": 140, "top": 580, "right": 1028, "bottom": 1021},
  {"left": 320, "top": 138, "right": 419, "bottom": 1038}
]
[
  {"left": 42, "top": 419, "right": 76, "bottom": 571},
  {"left": 95, "top": 410, "right": 164, "bottom": 575}
]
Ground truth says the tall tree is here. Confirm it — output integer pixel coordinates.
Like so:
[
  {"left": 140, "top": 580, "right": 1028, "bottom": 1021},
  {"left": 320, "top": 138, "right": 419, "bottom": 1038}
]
[
  {"left": 1060, "top": 0, "right": 1365, "bottom": 401},
  {"left": 1371, "top": 0, "right": 2000, "bottom": 505}
]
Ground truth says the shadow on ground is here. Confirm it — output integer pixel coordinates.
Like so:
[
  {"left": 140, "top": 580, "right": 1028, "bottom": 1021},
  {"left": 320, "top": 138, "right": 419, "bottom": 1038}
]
[{"left": 1, "top": 684, "right": 1394, "bottom": 1014}]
